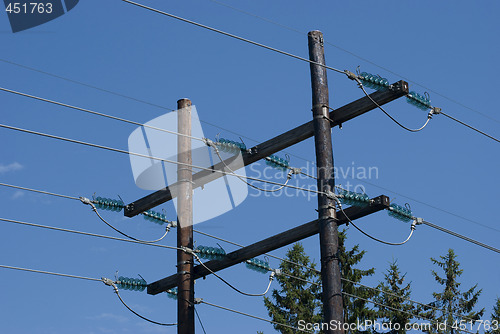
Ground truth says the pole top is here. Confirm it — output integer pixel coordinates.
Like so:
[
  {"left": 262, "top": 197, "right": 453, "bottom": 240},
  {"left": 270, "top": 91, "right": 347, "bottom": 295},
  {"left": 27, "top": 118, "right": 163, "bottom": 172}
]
[
  {"left": 177, "top": 98, "right": 191, "bottom": 105},
  {"left": 308, "top": 30, "right": 323, "bottom": 36}
]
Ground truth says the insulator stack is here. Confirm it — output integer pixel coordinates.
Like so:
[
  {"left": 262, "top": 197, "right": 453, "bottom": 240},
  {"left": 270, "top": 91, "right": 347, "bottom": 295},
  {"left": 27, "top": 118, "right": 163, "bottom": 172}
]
[
  {"left": 406, "top": 91, "right": 432, "bottom": 110},
  {"left": 166, "top": 287, "right": 178, "bottom": 299},
  {"left": 142, "top": 209, "right": 171, "bottom": 225},
  {"left": 388, "top": 203, "right": 413, "bottom": 222},
  {"left": 93, "top": 197, "right": 124, "bottom": 212},
  {"left": 117, "top": 276, "right": 147, "bottom": 292},
  {"left": 359, "top": 72, "right": 390, "bottom": 90},
  {"left": 338, "top": 189, "right": 370, "bottom": 207},
  {"left": 265, "top": 155, "right": 289, "bottom": 171},
  {"left": 195, "top": 245, "right": 226, "bottom": 260},
  {"left": 215, "top": 138, "right": 246, "bottom": 154},
  {"left": 246, "top": 258, "right": 271, "bottom": 273}
]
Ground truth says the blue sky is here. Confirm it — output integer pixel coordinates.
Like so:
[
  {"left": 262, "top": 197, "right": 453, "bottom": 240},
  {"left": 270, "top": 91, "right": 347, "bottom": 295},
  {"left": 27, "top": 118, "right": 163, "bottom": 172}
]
[{"left": 1, "top": 0, "right": 499, "bottom": 333}]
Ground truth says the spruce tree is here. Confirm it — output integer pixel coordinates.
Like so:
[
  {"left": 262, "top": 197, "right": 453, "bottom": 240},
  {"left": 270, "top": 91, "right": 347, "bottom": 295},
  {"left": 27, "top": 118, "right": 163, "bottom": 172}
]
[
  {"left": 422, "top": 248, "right": 484, "bottom": 334},
  {"left": 339, "top": 228, "right": 378, "bottom": 332},
  {"left": 487, "top": 298, "right": 500, "bottom": 334},
  {"left": 263, "top": 229, "right": 377, "bottom": 333},
  {"left": 263, "top": 243, "right": 322, "bottom": 333},
  {"left": 374, "top": 260, "right": 414, "bottom": 333}
]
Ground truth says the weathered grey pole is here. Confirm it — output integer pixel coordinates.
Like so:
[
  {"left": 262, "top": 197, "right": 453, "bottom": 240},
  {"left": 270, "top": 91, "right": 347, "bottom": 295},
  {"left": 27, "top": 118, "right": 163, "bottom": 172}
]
[
  {"left": 308, "top": 30, "right": 344, "bottom": 333},
  {"left": 177, "top": 98, "right": 195, "bottom": 334}
]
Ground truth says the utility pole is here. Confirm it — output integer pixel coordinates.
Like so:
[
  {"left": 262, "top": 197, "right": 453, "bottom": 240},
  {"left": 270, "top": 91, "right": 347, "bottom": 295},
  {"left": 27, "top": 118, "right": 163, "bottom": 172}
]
[
  {"left": 127, "top": 31, "right": 409, "bottom": 333},
  {"left": 309, "top": 30, "right": 344, "bottom": 333},
  {"left": 176, "top": 98, "right": 195, "bottom": 334}
]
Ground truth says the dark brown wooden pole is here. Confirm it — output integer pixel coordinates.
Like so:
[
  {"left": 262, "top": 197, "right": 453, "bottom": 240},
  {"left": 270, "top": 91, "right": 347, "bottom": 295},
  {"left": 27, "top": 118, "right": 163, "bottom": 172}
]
[
  {"left": 176, "top": 98, "right": 195, "bottom": 334},
  {"left": 308, "top": 30, "right": 344, "bottom": 333}
]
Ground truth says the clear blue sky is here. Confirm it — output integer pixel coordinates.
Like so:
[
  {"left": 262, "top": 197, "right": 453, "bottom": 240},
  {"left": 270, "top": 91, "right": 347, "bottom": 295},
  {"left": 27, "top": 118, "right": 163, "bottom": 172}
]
[{"left": 1, "top": 0, "right": 499, "bottom": 333}]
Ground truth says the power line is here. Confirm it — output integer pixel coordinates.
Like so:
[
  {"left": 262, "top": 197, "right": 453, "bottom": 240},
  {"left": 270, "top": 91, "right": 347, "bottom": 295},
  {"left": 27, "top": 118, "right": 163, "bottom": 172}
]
[
  {"left": 192, "top": 252, "right": 275, "bottom": 297},
  {"left": 0, "top": 265, "right": 177, "bottom": 327},
  {"left": 0, "top": 123, "right": 333, "bottom": 198},
  {"left": 439, "top": 110, "right": 500, "bottom": 143},
  {"left": 341, "top": 291, "right": 476, "bottom": 334},
  {"left": 1, "top": 62, "right": 495, "bottom": 233},
  {"left": 208, "top": 0, "right": 500, "bottom": 124},
  {"left": 193, "top": 227, "right": 494, "bottom": 324},
  {"left": 0, "top": 182, "right": 80, "bottom": 201},
  {"left": 0, "top": 57, "right": 264, "bottom": 147},
  {"left": 0, "top": 217, "right": 180, "bottom": 251},
  {"left": 0, "top": 86, "right": 204, "bottom": 142},
  {"left": 355, "top": 78, "right": 499, "bottom": 143},
  {"left": 121, "top": 0, "right": 346, "bottom": 76},
  {"left": 101, "top": 278, "right": 177, "bottom": 326},
  {"left": 200, "top": 300, "right": 313, "bottom": 333},
  {"left": 422, "top": 220, "right": 500, "bottom": 254},
  {"left": 281, "top": 269, "right": 483, "bottom": 325},
  {"left": 355, "top": 83, "right": 434, "bottom": 133},
  {"left": 351, "top": 178, "right": 500, "bottom": 234},
  {"left": 0, "top": 264, "right": 102, "bottom": 283},
  {"left": 0, "top": 58, "right": 175, "bottom": 112},
  {"left": 81, "top": 197, "right": 172, "bottom": 243}
]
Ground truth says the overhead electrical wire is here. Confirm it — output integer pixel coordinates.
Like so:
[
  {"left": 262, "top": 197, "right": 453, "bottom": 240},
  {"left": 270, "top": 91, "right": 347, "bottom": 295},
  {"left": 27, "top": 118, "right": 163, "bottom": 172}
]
[
  {"left": 80, "top": 197, "right": 171, "bottom": 243},
  {"left": 341, "top": 291, "right": 476, "bottom": 334},
  {"left": 0, "top": 264, "right": 176, "bottom": 327},
  {"left": 333, "top": 198, "right": 418, "bottom": 246},
  {"left": 120, "top": 0, "right": 346, "bottom": 76},
  {"left": 101, "top": 278, "right": 177, "bottom": 326},
  {"left": 0, "top": 123, "right": 334, "bottom": 198},
  {"left": 422, "top": 220, "right": 500, "bottom": 254},
  {"left": 0, "top": 181, "right": 80, "bottom": 201},
  {"left": 208, "top": 139, "right": 295, "bottom": 193},
  {"left": 352, "top": 81, "right": 434, "bottom": 133},
  {"left": 0, "top": 58, "right": 175, "bottom": 112},
  {"left": 2, "top": 179, "right": 497, "bottom": 254},
  {"left": 207, "top": 0, "right": 500, "bottom": 125},
  {"left": 0, "top": 264, "right": 102, "bottom": 283},
  {"left": 0, "top": 86, "right": 204, "bottom": 142},
  {"left": 193, "top": 227, "right": 494, "bottom": 325},
  {"left": 439, "top": 110, "right": 500, "bottom": 143},
  {"left": 281, "top": 269, "right": 483, "bottom": 325},
  {"left": 191, "top": 252, "right": 275, "bottom": 297},
  {"left": 0, "top": 217, "right": 180, "bottom": 251},
  {"left": 200, "top": 300, "right": 314, "bottom": 333},
  {"left": 1, "top": 63, "right": 496, "bottom": 233}
]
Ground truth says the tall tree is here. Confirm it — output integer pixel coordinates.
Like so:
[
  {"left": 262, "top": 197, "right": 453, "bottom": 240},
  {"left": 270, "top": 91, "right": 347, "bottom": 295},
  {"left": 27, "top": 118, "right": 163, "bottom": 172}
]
[
  {"left": 263, "top": 242, "right": 322, "bottom": 333},
  {"left": 263, "top": 229, "right": 377, "bottom": 333},
  {"left": 339, "top": 228, "right": 379, "bottom": 332},
  {"left": 486, "top": 298, "right": 500, "bottom": 334},
  {"left": 374, "top": 260, "right": 414, "bottom": 333},
  {"left": 422, "top": 248, "right": 484, "bottom": 334}
]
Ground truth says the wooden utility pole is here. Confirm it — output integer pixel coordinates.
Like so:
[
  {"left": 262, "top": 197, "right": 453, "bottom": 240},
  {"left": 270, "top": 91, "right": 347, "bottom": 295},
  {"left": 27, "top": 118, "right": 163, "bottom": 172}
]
[
  {"left": 176, "top": 98, "right": 195, "bottom": 334},
  {"left": 126, "top": 31, "right": 409, "bottom": 333},
  {"left": 309, "top": 30, "right": 344, "bottom": 333}
]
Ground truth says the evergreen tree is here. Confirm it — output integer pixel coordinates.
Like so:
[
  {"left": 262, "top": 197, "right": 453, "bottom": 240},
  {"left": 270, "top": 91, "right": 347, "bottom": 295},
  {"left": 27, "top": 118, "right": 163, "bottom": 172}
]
[
  {"left": 263, "top": 243, "right": 322, "bottom": 333},
  {"left": 263, "top": 229, "right": 377, "bottom": 333},
  {"left": 339, "top": 228, "right": 379, "bottom": 332},
  {"left": 374, "top": 260, "right": 414, "bottom": 333},
  {"left": 486, "top": 298, "right": 500, "bottom": 334},
  {"left": 422, "top": 249, "right": 484, "bottom": 334}
]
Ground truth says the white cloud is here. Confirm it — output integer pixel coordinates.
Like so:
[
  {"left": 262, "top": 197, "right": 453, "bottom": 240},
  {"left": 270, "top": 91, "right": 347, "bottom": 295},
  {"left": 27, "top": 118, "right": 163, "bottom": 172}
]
[
  {"left": 0, "top": 162, "right": 23, "bottom": 174},
  {"left": 12, "top": 190, "right": 24, "bottom": 199}
]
